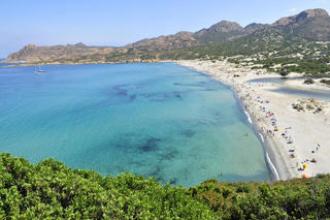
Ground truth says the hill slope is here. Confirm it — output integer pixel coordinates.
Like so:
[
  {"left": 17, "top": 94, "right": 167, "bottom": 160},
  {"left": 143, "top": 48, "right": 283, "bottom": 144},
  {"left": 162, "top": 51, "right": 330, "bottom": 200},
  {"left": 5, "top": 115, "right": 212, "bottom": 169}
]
[
  {"left": 6, "top": 8, "right": 330, "bottom": 64},
  {"left": 273, "top": 8, "right": 330, "bottom": 41}
]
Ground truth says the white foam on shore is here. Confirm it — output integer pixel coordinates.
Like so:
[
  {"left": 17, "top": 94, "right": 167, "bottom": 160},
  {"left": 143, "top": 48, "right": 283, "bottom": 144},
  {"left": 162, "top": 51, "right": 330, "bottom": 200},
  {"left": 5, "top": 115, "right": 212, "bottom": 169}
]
[
  {"left": 244, "top": 110, "right": 253, "bottom": 124},
  {"left": 258, "top": 131, "right": 280, "bottom": 180},
  {"left": 266, "top": 152, "right": 280, "bottom": 180},
  {"left": 258, "top": 132, "right": 265, "bottom": 143}
]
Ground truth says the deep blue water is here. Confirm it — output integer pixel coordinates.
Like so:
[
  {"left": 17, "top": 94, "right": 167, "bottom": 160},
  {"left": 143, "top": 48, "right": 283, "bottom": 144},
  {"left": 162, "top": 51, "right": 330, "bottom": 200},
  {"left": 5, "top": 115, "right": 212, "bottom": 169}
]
[{"left": 0, "top": 63, "right": 269, "bottom": 186}]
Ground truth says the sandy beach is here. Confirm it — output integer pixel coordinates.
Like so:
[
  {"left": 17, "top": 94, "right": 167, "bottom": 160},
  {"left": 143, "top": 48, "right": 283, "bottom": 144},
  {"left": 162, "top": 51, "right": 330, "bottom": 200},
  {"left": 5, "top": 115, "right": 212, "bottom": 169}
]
[{"left": 177, "top": 60, "right": 330, "bottom": 181}]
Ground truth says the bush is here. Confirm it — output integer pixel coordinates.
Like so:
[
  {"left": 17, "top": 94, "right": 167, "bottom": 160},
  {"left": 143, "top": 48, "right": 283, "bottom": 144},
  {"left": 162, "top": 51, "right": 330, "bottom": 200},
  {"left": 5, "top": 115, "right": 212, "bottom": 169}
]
[
  {"left": 320, "top": 79, "right": 330, "bottom": 86},
  {"left": 304, "top": 78, "right": 314, "bottom": 84},
  {"left": 1, "top": 153, "right": 330, "bottom": 219},
  {"left": 0, "top": 153, "right": 214, "bottom": 219},
  {"left": 279, "top": 68, "right": 290, "bottom": 78}
]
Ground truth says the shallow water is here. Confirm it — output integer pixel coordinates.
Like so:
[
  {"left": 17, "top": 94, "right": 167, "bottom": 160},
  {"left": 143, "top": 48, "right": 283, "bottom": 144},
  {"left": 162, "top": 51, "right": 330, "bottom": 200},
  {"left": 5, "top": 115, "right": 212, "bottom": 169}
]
[{"left": 0, "top": 63, "right": 269, "bottom": 186}]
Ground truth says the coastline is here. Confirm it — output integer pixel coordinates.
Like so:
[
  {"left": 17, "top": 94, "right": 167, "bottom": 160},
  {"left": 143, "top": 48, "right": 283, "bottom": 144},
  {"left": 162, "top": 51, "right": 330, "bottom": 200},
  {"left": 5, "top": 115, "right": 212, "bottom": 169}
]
[
  {"left": 177, "top": 60, "right": 330, "bottom": 181},
  {"left": 2, "top": 60, "right": 329, "bottom": 181},
  {"left": 176, "top": 61, "right": 291, "bottom": 181},
  {"left": 233, "top": 91, "right": 284, "bottom": 181},
  {"left": 1, "top": 60, "right": 173, "bottom": 68},
  {"left": 234, "top": 89, "right": 282, "bottom": 181}
]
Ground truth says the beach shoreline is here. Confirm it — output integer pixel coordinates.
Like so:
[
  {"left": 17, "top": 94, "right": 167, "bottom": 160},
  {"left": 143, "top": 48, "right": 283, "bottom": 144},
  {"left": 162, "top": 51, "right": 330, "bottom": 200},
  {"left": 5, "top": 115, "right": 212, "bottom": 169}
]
[
  {"left": 177, "top": 60, "right": 330, "bottom": 181},
  {"left": 1, "top": 60, "right": 173, "bottom": 68},
  {"left": 177, "top": 61, "right": 292, "bottom": 181}
]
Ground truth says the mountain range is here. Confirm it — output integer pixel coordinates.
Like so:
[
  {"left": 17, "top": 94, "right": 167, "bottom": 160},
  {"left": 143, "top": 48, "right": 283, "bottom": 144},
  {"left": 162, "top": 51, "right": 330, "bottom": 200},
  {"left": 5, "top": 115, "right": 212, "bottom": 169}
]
[{"left": 6, "top": 8, "right": 330, "bottom": 63}]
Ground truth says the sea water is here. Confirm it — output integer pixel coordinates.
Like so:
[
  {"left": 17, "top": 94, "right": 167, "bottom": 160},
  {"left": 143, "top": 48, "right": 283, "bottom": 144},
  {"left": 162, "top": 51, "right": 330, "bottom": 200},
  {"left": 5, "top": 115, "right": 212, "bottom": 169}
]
[{"left": 0, "top": 63, "right": 269, "bottom": 186}]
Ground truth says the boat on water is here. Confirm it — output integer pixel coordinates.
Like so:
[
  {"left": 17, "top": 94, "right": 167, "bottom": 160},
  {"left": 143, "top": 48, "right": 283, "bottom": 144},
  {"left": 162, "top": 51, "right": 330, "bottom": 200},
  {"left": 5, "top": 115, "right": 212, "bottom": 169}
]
[{"left": 34, "top": 65, "right": 46, "bottom": 73}]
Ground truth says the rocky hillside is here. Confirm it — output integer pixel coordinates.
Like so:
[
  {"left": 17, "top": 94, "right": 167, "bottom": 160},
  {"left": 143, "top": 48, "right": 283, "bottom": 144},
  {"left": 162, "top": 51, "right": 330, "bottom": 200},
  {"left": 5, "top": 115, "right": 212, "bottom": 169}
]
[
  {"left": 272, "top": 8, "right": 330, "bottom": 41},
  {"left": 6, "top": 8, "right": 330, "bottom": 63},
  {"left": 127, "top": 31, "right": 198, "bottom": 52},
  {"left": 194, "top": 20, "right": 244, "bottom": 43},
  {"left": 6, "top": 43, "right": 126, "bottom": 63}
]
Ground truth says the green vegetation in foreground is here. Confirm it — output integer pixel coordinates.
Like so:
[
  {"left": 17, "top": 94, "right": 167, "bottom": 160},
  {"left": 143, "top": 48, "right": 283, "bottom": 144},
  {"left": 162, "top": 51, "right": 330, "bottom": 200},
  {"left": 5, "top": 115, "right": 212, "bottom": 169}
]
[{"left": 1, "top": 153, "right": 330, "bottom": 219}]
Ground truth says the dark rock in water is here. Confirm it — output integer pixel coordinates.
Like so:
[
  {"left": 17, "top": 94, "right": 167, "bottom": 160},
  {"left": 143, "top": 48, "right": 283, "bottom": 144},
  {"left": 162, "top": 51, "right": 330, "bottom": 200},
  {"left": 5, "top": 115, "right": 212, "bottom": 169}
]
[
  {"left": 116, "top": 90, "right": 128, "bottom": 96},
  {"left": 181, "top": 129, "right": 196, "bottom": 138},
  {"left": 112, "top": 85, "right": 128, "bottom": 97},
  {"left": 173, "top": 82, "right": 205, "bottom": 88},
  {"left": 141, "top": 91, "right": 183, "bottom": 102},
  {"left": 129, "top": 160, "right": 145, "bottom": 167},
  {"left": 129, "top": 94, "right": 137, "bottom": 101},
  {"left": 173, "top": 92, "right": 182, "bottom": 99},
  {"left": 140, "top": 92, "right": 164, "bottom": 102},
  {"left": 139, "top": 137, "right": 161, "bottom": 152},
  {"left": 110, "top": 84, "right": 137, "bottom": 97},
  {"left": 100, "top": 84, "right": 140, "bottom": 105},
  {"left": 161, "top": 150, "right": 177, "bottom": 161}
]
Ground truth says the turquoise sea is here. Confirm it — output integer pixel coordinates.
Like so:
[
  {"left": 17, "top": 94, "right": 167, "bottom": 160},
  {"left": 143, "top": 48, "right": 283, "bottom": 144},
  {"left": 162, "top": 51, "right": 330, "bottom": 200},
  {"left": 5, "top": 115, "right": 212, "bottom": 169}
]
[{"left": 0, "top": 63, "right": 269, "bottom": 186}]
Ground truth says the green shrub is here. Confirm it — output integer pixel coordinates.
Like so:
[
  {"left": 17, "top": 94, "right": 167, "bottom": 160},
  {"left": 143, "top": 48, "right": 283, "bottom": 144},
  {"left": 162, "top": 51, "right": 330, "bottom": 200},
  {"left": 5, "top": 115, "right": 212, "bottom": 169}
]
[
  {"left": 1, "top": 153, "right": 330, "bottom": 219},
  {"left": 0, "top": 153, "right": 214, "bottom": 219}
]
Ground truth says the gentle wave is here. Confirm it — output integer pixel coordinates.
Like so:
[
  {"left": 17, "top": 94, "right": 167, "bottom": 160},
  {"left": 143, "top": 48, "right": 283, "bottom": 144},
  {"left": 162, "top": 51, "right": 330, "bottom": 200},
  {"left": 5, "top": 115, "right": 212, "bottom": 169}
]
[
  {"left": 266, "top": 152, "right": 280, "bottom": 180},
  {"left": 258, "top": 132, "right": 265, "bottom": 143},
  {"left": 244, "top": 110, "right": 253, "bottom": 124}
]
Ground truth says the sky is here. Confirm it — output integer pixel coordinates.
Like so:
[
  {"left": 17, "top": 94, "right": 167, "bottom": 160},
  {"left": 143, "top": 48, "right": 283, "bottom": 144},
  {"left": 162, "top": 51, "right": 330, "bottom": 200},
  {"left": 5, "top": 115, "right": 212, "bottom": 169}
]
[{"left": 1, "top": 0, "right": 330, "bottom": 57}]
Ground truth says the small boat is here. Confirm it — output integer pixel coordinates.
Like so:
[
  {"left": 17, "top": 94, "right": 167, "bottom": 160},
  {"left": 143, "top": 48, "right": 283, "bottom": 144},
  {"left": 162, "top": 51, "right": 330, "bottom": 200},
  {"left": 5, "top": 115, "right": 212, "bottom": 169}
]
[{"left": 34, "top": 65, "right": 46, "bottom": 73}]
